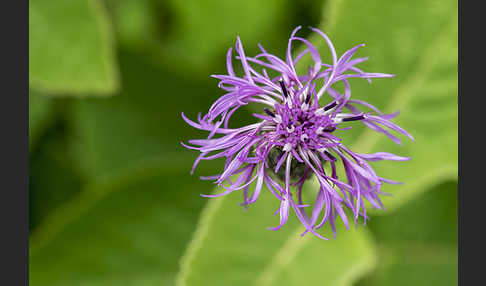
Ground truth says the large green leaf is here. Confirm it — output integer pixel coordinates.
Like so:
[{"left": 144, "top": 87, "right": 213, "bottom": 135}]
[
  {"left": 176, "top": 186, "right": 377, "bottom": 286},
  {"left": 29, "top": 0, "right": 119, "bottom": 96},
  {"left": 356, "top": 180, "right": 457, "bottom": 286},
  {"left": 351, "top": 12, "right": 457, "bottom": 212},
  {"left": 30, "top": 167, "right": 214, "bottom": 286},
  {"left": 176, "top": 0, "right": 457, "bottom": 284}
]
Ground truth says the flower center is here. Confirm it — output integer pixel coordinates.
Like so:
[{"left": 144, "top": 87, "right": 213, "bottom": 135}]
[{"left": 262, "top": 96, "right": 338, "bottom": 154}]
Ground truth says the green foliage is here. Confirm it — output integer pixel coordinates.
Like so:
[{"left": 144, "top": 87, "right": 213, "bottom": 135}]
[
  {"left": 30, "top": 169, "right": 214, "bottom": 286},
  {"left": 68, "top": 48, "right": 226, "bottom": 180},
  {"left": 29, "top": 0, "right": 119, "bottom": 95},
  {"left": 356, "top": 181, "right": 457, "bottom": 286},
  {"left": 108, "top": 0, "right": 323, "bottom": 76},
  {"left": 29, "top": 0, "right": 457, "bottom": 285}
]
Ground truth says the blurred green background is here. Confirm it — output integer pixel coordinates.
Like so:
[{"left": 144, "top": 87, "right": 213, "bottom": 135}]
[{"left": 29, "top": 0, "right": 457, "bottom": 285}]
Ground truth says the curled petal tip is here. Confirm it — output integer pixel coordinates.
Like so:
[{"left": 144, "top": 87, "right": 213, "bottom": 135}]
[{"left": 268, "top": 225, "right": 283, "bottom": 231}]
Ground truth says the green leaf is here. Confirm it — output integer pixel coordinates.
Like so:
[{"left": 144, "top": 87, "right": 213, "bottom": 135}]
[
  {"left": 176, "top": 0, "right": 457, "bottom": 283},
  {"left": 356, "top": 181, "right": 457, "bottom": 286},
  {"left": 176, "top": 187, "right": 377, "bottom": 286},
  {"left": 30, "top": 167, "right": 214, "bottom": 286},
  {"left": 29, "top": 0, "right": 119, "bottom": 96}
]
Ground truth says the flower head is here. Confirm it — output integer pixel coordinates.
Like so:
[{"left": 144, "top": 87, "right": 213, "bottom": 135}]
[{"left": 182, "top": 26, "right": 413, "bottom": 239}]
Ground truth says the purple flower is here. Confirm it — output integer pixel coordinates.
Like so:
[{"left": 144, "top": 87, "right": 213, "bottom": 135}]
[{"left": 182, "top": 26, "right": 413, "bottom": 239}]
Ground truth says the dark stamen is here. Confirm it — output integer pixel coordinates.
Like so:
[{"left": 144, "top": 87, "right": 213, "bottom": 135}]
[
  {"left": 305, "top": 93, "right": 311, "bottom": 104},
  {"left": 323, "top": 126, "right": 336, "bottom": 132},
  {"left": 302, "top": 121, "right": 312, "bottom": 128},
  {"left": 279, "top": 80, "right": 288, "bottom": 98},
  {"left": 342, "top": 114, "right": 365, "bottom": 122},
  {"left": 324, "top": 151, "right": 337, "bottom": 162},
  {"left": 323, "top": 101, "right": 338, "bottom": 111},
  {"left": 264, "top": 107, "right": 275, "bottom": 117}
]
